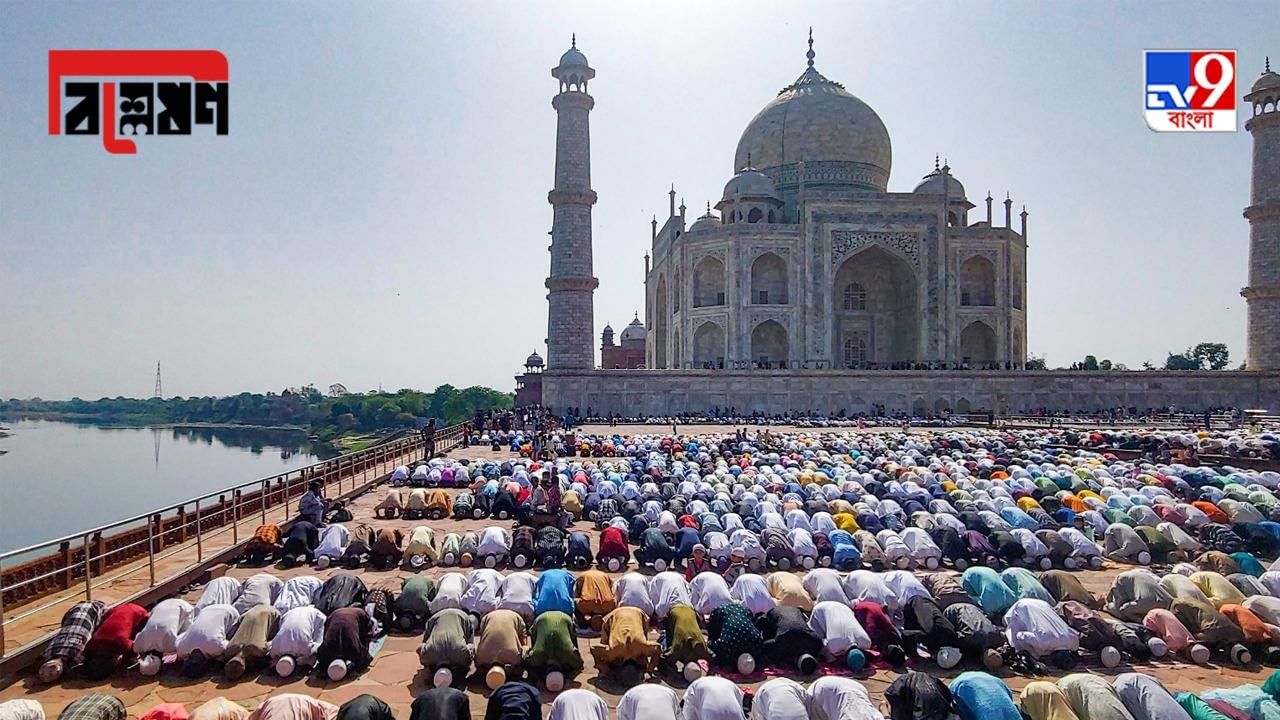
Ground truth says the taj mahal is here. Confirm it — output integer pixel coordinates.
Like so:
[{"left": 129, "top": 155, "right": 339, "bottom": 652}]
[{"left": 526, "top": 34, "right": 1280, "bottom": 416}]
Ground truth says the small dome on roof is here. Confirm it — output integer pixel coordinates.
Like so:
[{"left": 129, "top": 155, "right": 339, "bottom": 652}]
[
  {"left": 722, "top": 168, "right": 779, "bottom": 201},
  {"left": 913, "top": 161, "right": 966, "bottom": 200},
  {"left": 603, "top": 323, "right": 614, "bottom": 333},
  {"left": 619, "top": 315, "right": 647, "bottom": 343},
  {"left": 525, "top": 351, "right": 544, "bottom": 368},
  {"left": 560, "top": 46, "right": 589, "bottom": 69},
  {"left": 689, "top": 203, "right": 721, "bottom": 233},
  {"left": 1250, "top": 65, "right": 1280, "bottom": 95}
]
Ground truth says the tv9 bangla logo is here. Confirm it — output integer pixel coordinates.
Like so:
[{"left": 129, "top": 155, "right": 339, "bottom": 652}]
[
  {"left": 48, "top": 50, "right": 228, "bottom": 154},
  {"left": 1144, "top": 50, "right": 1236, "bottom": 132}
]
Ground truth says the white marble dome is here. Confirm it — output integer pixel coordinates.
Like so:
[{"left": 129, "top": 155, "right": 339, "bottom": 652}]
[
  {"left": 914, "top": 167, "right": 966, "bottom": 199},
  {"left": 734, "top": 65, "right": 892, "bottom": 191},
  {"left": 722, "top": 168, "right": 779, "bottom": 200},
  {"left": 619, "top": 316, "right": 647, "bottom": 343}
]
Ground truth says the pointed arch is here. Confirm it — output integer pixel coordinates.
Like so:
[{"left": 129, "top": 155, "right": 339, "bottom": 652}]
[
  {"left": 960, "top": 321, "right": 997, "bottom": 365},
  {"left": 959, "top": 255, "right": 996, "bottom": 306},
  {"left": 750, "top": 252, "right": 788, "bottom": 305},
  {"left": 653, "top": 274, "right": 668, "bottom": 368},
  {"left": 750, "top": 320, "right": 788, "bottom": 368},
  {"left": 693, "top": 321, "right": 726, "bottom": 369},
  {"left": 693, "top": 256, "right": 726, "bottom": 307},
  {"left": 832, "top": 246, "right": 920, "bottom": 364}
]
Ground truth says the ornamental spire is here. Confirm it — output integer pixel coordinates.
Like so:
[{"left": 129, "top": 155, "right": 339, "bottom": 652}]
[
  {"left": 806, "top": 27, "right": 816, "bottom": 68},
  {"left": 571, "top": 33, "right": 576, "bottom": 49}
]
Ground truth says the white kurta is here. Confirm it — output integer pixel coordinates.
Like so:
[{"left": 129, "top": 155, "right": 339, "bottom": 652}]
[
  {"left": 1004, "top": 599, "right": 1080, "bottom": 658},
  {"left": 194, "top": 576, "right": 243, "bottom": 612},
  {"left": 806, "top": 676, "right": 886, "bottom": 720},
  {"left": 614, "top": 574, "right": 656, "bottom": 616},
  {"left": 314, "top": 524, "right": 350, "bottom": 560},
  {"left": 649, "top": 572, "right": 692, "bottom": 620},
  {"left": 808, "top": 601, "right": 872, "bottom": 655},
  {"left": 802, "top": 569, "right": 849, "bottom": 604},
  {"left": 684, "top": 677, "right": 746, "bottom": 720},
  {"left": 176, "top": 603, "right": 240, "bottom": 659},
  {"left": 274, "top": 576, "right": 322, "bottom": 614},
  {"left": 461, "top": 569, "right": 504, "bottom": 615},
  {"left": 750, "top": 678, "right": 809, "bottom": 720},
  {"left": 270, "top": 606, "right": 327, "bottom": 661},
  {"left": 730, "top": 575, "right": 775, "bottom": 615},
  {"left": 616, "top": 684, "right": 681, "bottom": 720},
  {"left": 498, "top": 572, "right": 537, "bottom": 619},
  {"left": 691, "top": 573, "right": 734, "bottom": 616},
  {"left": 429, "top": 572, "right": 468, "bottom": 614},
  {"left": 134, "top": 598, "right": 194, "bottom": 656}
]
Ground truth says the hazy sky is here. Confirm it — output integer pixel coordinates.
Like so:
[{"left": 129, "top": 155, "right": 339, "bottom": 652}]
[{"left": 2, "top": 1, "right": 1274, "bottom": 400}]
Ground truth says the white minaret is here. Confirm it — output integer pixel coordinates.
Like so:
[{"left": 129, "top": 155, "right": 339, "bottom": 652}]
[
  {"left": 1243, "top": 57, "right": 1280, "bottom": 370},
  {"left": 545, "top": 35, "right": 599, "bottom": 370}
]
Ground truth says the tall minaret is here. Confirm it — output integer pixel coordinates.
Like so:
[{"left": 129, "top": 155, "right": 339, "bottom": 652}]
[
  {"left": 1243, "top": 57, "right": 1280, "bottom": 371},
  {"left": 545, "top": 36, "right": 599, "bottom": 370}
]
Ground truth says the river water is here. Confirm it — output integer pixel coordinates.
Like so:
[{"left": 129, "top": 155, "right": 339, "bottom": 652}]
[{"left": 0, "top": 419, "right": 335, "bottom": 555}]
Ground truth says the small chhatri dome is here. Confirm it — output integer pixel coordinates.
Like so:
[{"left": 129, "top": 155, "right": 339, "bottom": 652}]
[
  {"left": 722, "top": 165, "right": 779, "bottom": 201},
  {"left": 1249, "top": 56, "right": 1280, "bottom": 95},
  {"left": 689, "top": 202, "right": 721, "bottom": 232},
  {"left": 525, "top": 350, "right": 544, "bottom": 368},
  {"left": 734, "top": 29, "right": 892, "bottom": 191},
  {"left": 913, "top": 156, "right": 967, "bottom": 199},
  {"left": 619, "top": 314, "right": 647, "bottom": 343},
  {"left": 553, "top": 34, "right": 595, "bottom": 89}
]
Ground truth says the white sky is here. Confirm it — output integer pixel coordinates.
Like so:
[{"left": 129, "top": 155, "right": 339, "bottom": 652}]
[{"left": 1, "top": 1, "right": 1275, "bottom": 399}]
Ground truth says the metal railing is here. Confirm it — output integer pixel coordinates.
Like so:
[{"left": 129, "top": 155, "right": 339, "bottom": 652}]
[{"left": 0, "top": 421, "right": 467, "bottom": 661}]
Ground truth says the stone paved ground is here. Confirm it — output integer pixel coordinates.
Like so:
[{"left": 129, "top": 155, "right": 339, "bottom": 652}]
[{"left": 0, "top": 426, "right": 1270, "bottom": 717}]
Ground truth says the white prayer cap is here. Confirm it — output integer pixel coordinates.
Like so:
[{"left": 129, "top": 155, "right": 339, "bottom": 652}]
[
  {"left": 328, "top": 659, "right": 349, "bottom": 681},
  {"left": 546, "top": 670, "right": 565, "bottom": 691},
  {"left": 275, "top": 655, "right": 296, "bottom": 677},
  {"left": 434, "top": 667, "right": 453, "bottom": 687}
]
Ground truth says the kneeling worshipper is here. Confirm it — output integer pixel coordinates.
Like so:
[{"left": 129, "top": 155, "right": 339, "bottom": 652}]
[
  {"left": 134, "top": 599, "right": 194, "bottom": 676},
  {"left": 590, "top": 605, "right": 659, "bottom": 684},
  {"left": 1000, "top": 567, "right": 1054, "bottom": 603},
  {"left": 375, "top": 487, "right": 403, "bottom": 519},
  {"left": 660, "top": 604, "right": 711, "bottom": 677},
  {"left": 175, "top": 603, "right": 239, "bottom": 677},
  {"left": 707, "top": 602, "right": 764, "bottom": 674},
  {"left": 683, "top": 676, "right": 747, "bottom": 720},
  {"left": 534, "top": 568, "right": 576, "bottom": 617},
  {"left": 244, "top": 524, "right": 282, "bottom": 565},
  {"left": 617, "top": 684, "right": 681, "bottom": 720},
  {"left": 1040, "top": 570, "right": 1099, "bottom": 609},
  {"left": 884, "top": 671, "right": 957, "bottom": 720},
  {"left": 730, "top": 573, "right": 776, "bottom": 616},
  {"left": 475, "top": 609, "right": 528, "bottom": 690},
  {"left": 691, "top": 571, "right": 734, "bottom": 616},
  {"left": 572, "top": 568, "right": 617, "bottom": 631},
  {"left": 39, "top": 600, "right": 106, "bottom": 682},
  {"left": 403, "top": 526, "right": 439, "bottom": 568},
  {"left": 336, "top": 695, "right": 394, "bottom": 720},
  {"left": 1220, "top": 604, "right": 1280, "bottom": 664},
  {"left": 1143, "top": 608, "right": 1210, "bottom": 664},
  {"left": 485, "top": 680, "right": 542, "bottom": 720},
  {"left": 314, "top": 573, "right": 368, "bottom": 616},
  {"left": 853, "top": 600, "right": 907, "bottom": 667},
  {"left": 244, "top": 694, "right": 338, "bottom": 720},
  {"left": 806, "top": 676, "right": 887, "bottom": 720},
  {"left": 499, "top": 572, "right": 537, "bottom": 621},
  {"left": 803, "top": 567, "right": 851, "bottom": 604},
  {"left": 1055, "top": 600, "right": 1126, "bottom": 665},
  {"left": 750, "top": 678, "right": 810, "bottom": 720},
  {"left": 234, "top": 573, "right": 283, "bottom": 614},
  {"left": 477, "top": 526, "right": 511, "bottom": 568},
  {"left": 1105, "top": 569, "right": 1173, "bottom": 622},
  {"left": 363, "top": 577, "right": 398, "bottom": 632},
  {"left": 409, "top": 687, "right": 470, "bottom": 720},
  {"left": 271, "top": 606, "right": 326, "bottom": 676},
  {"left": 317, "top": 606, "right": 376, "bottom": 681},
  {"left": 55, "top": 695, "right": 126, "bottom": 720},
  {"left": 901, "top": 596, "right": 962, "bottom": 667},
  {"left": 1058, "top": 674, "right": 1139, "bottom": 720},
  {"left": 223, "top": 604, "right": 281, "bottom": 680},
  {"left": 950, "top": 671, "right": 1022, "bottom": 720},
  {"left": 961, "top": 567, "right": 1017, "bottom": 617},
  {"left": 461, "top": 568, "right": 504, "bottom": 616},
  {"left": 766, "top": 571, "right": 813, "bottom": 611},
  {"left": 635, "top": 527, "right": 675, "bottom": 572},
  {"left": 759, "top": 605, "right": 823, "bottom": 675},
  {"left": 1192, "top": 571, "right": 1248, "bottom": 609},
  {"left": 314, "top": 524, "right": 350, "bottom": 570},
  {"left": 368, "top": 528, "right": 403, "bottom": 571},
  {"left": 943, "top": 603, "right": 1007, "bottom": 667},
  {"left": 1172, "top": 595, "right": 1253, "bottom": 665},
  {"left": 394, "top": 576, "right": 435, "bottom": 631},
  {"left": 418, "top": 608, "right": 476, "bottom": 687},
  {"left": 523, "top": 610, "right": 583, "bottom": 690},
  {"left": 650, "top": 570, "right": 693, "bottom": 620},
  {"left": 921, "top": 573, "right": 971, "bottom": 610},
  {"left": 190, "top": 697, "right": 248, "bottom": 720},
  {"left": 548, "top": 689, "right": 608, "bottom": 720},
  {"left": 280, "top": 521, "right": 319, "bottom": 567},
  {"left": 274, "top": 576, "right": 322, "bottom": 615},
  {"left": 429, "top": 572, "right": 467, "bottom": 615},
  {"left": 82, "top": 602, "right": 150, "bottom": 680},
  {"left": 1019, "top": 681, "right": 1083, "bottom": 720},
  {"left": 1005, "top": 600, "right": 1081, "bottom": 667},
  {"left": 808, "top": 600, "right": 872, "bottom": 660},
  {"left": 1113, "top": 673, "right": 1194, "bottom": 720}
]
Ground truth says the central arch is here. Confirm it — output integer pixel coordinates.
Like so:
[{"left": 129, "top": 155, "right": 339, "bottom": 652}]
[
  {"left": 960, "top": 321, "right": 997, "bottom": 366},
  {"left": 693, "top": 256, "right": 726, "bottom": 308},
  {"left": 653, "top": 275, "right": 668, "bottom": 368},
  {"left": 750, "top": 253, "right": 788, "bottom": 305},
  {"left": 832, "top": 246, "right": 920, "bottom": 364},
  {"left": 750, "top": 320, "right": 788, "bottom": 368},
  {"left": 693, "top": 321, "right": 726, "bottom": 368},
  {"left": 960, "top": 256, "right": 996, "bottom": 307}
]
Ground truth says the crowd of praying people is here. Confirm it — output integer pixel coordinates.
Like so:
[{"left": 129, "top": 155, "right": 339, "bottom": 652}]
[{"left": 12, "top": 424, "right": 1280, "bottom": 720}]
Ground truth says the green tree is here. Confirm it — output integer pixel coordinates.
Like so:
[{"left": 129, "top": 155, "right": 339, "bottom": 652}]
[
  {"left": 1190, "top": 342, "right": 1230, "bottom": 370},
  {"left": 1165, "top": 352, "right": 1200, "bottom": 370},
  {"left": 1083, "top": 355, "right": 1100, "bottom": 371},
  {"left": 1099, "top": 359, "right": 1113, "bottom": 371},
  {"left": 1025, "top": 356, "right": 1047, "bottom": 370}
]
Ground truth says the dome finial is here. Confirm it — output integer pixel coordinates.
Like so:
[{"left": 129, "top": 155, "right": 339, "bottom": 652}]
[
  {"left": 571, "top": 33, "right": 576, "bottom": 49},
  {"left": 934, "top": 154, "right": 940, "bottom": 171},
  {"left": 746, "top": 151, "right": 752, "bottom": 169},
  {"left": 806, "top": 27, "right": 816, "bottom": 69},
  {"left": 1268, "top": 56, "right": 1272, "bottom": 73}
]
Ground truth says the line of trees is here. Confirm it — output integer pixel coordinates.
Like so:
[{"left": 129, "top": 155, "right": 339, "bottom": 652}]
[
  {"left": 1028, "top": 342, "right": 1234, "bottom": 371},
  {"left": 0, "top": 383, "right": 513, "bottom": 440}
]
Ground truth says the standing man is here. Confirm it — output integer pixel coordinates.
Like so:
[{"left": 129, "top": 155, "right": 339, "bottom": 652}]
[{"left": 421, "top": 419, "right": 437, "bottom": 462}]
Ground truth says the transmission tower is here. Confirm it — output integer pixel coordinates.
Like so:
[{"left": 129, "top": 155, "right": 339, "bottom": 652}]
[{"left": 154, "top": 361, "right": 162, "bottom": 399}]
